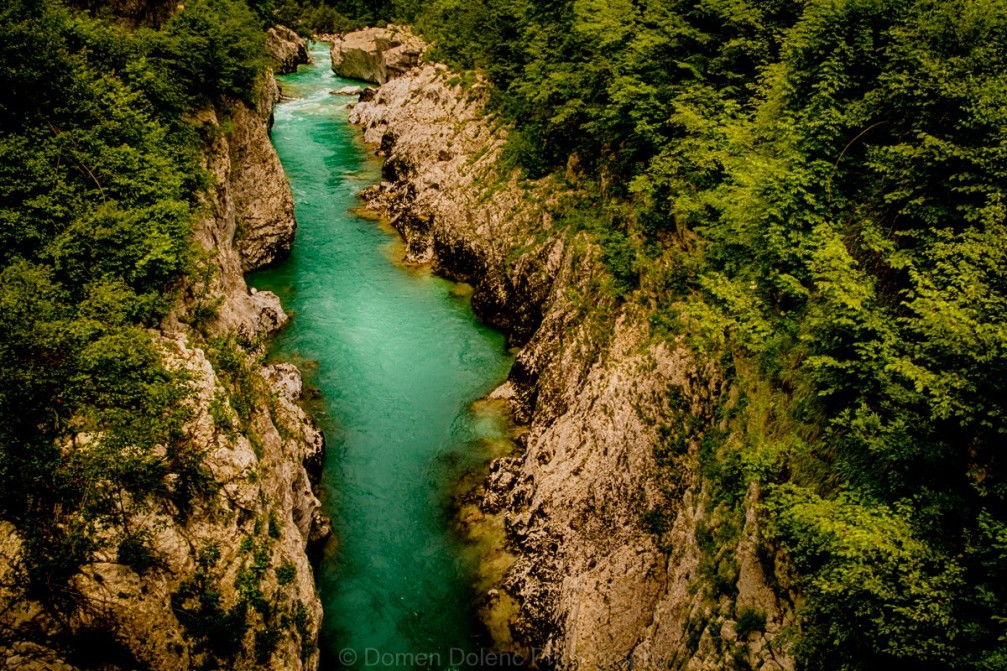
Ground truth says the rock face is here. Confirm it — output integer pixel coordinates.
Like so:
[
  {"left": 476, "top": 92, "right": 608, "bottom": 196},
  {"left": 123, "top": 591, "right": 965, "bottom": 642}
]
[
  {"left": 228, "top": 99, "right": 298, "bottom": 272},
  {"left": 1, "top": 80, "right": 326, "bottom": 671},
  {"left": 164, "top": 92, "right": 296, "bottom": 336},
  {"left": 266, "top": 25, "right": 309, "bottom": 75},
  {"left": 330, "top": 26, "right": 425, "bottom": 85},
  {"left": 350, "top": 66, "right": 795, "bottom": 670},
  {"left": 158, "top": 82, "right": 325, "bottom": 670}
]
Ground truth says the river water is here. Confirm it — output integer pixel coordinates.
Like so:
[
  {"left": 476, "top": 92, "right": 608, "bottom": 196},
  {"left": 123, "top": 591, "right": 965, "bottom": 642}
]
[{"left": 249, "top": 42, "right": 513, "bottom": 669}]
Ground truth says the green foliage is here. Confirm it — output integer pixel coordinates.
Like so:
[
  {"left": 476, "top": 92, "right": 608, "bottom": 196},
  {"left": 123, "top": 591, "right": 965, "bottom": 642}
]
[
  {"left": 173, "top": 542, "right": 252, "bottom": 668},
  {"left": 766, "top": 485, "right": 964, "bottom": 669},
  {"left": 0, "top": 0, "right": 267, "bottom": 623},
  {"left": 293, "top": 600, "right": 313, "bottom": 661},
  {"left": 734, "top": 606, "right": 767, "bottom": 639},
  {"left": 156, "top": 0, "right": 268, "bottom": 105},
  {"left": 274, "top": 0, "right": 358, "bottom": 34},
  {"left": 275, "top": 561, "right": 297, "bottom": 585},
  {"left": 254, "top": 625, "right": 283, "bottom": 664},
  {"left": 641, "top": 507, "right": 668, "bottom": 536},
  {"left": 268, "top": 511, "right": 282, "bottom": 539},
  {"left": 174, "top": 532, "right": 306, "bottom": 668},
  {"left": 402, "top": 0, "right": 1007, "bottom": 667},
  {"left": 208, "top": 335, "right": 260, "bottom": 429},
  {"left": 271, "top": 0, "right": 426, "bottom": 33},
  {"left": 236, "top": 532, "right": 275, "bottom": 611},
  {"left": 117, "top": 529, "right": 160, "bottom": 572},
  {"left": 209, "top": 390, "right": 238, "bottom": 435},
  {"left": 695, "top": 514, "right": 741, "bottom": 599}
]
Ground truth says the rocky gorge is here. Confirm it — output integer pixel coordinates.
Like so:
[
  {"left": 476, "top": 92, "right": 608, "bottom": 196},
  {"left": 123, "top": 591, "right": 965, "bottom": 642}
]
[
  {"left": 3, "top": 0, "right": 996, "bottom": 666},
  {"left": 345, "top": 30, "right": 796, "bottom": 670},
  {"left": 0, "top": 28, "right": 326, "bottom": 671}
]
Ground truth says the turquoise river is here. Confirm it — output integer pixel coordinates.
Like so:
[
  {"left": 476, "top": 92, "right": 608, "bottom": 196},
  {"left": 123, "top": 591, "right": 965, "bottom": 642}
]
[{"left": 249, "top": 43, "right": 514, "bottom": 669}]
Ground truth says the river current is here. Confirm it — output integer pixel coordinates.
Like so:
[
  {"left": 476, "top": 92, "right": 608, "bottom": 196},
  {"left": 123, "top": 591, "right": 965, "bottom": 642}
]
[{"left": 249, "top": 42, "right": 513, "bottom": 670}]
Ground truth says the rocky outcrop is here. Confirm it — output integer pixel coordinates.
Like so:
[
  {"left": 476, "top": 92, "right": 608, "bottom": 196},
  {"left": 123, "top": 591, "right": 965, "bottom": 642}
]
[
  {"left": 350, "top": 64, "right": 794, "bottom": 670},
  {"left": 266, "top": 25, "right": 309, "bottom": 75},
  {"left": 156, "top": 83, "right": 326, "bottom": 669},
  {"left": 330, "top": 26, "right": 425, "bottom": 85},
  {"left": 1, "top": 80, "right": 326, "bottom": 671},
  {"left": 229, "top": 100, "right": 298, "bottom": 272},
  {"left": 1, "top": 338, "right": 325, "bottom": 671},
  {"left": 163, "top": 95, "right": 294, "bottom": 337}
]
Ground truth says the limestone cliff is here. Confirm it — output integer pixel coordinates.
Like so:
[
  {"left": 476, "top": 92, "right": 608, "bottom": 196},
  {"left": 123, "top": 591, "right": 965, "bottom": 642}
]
[
  {"left": 266, "top": 25, "right": 310, "bottom": 76},
  {"left": 0, "top": 83, "right": 326, "bottom": 671},
  {"left": 228, "top": 100, "right": 298, "bottom": 272},
  {"left": 349, "top": 53, "right": 794, "bottom": 671},
  {"left": 330, "top": 26, "right": 425, "bottom": 85}
]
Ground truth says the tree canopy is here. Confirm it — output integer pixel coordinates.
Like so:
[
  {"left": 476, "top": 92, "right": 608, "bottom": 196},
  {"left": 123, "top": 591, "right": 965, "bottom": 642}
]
[
  {"left": 0, "top": 0, "right": 268, "bottom": 614},
  {"left": 364, "top": 0, "right": 1007, "bottom": 667}
]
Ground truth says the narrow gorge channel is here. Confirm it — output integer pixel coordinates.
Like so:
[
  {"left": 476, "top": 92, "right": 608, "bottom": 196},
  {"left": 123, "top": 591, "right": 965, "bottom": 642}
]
[{"left": 249, "top": 43, "right": 513, "bottom": 668}]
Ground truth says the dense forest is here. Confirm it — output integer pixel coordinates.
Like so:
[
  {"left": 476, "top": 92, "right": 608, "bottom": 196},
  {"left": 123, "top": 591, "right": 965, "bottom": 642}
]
[
  {"left": 0, "top": 0, "right": 272, "bottom": 642},
  {"left": 308, "top": 0, "right": 1005, "bottom": 668}
]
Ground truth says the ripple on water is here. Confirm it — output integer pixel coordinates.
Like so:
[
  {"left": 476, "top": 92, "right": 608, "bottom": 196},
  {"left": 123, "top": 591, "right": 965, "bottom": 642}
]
[{"left": 249, "top": 42, "right": 515, "bottom": 669}]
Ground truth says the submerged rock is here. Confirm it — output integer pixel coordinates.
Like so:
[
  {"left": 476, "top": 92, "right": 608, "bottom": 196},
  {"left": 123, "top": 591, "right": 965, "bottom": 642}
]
[
  {"left": 332, "top": 85, "right": 364, "bottom": 95},
  {"left": 330, "top": 26, "right": 425, "bottom": 85}
]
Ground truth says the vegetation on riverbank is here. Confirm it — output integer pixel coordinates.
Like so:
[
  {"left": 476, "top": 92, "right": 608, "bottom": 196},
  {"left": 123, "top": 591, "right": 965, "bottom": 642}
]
[
  {"left": 7, "top": 0, "right": 1007, "bottom": 667},
  {"left": 0, "top": 0, "right": 269, "bottom": 627},
  {"left": 294, "top": 0, "right": 1007, "bottom": 668}
]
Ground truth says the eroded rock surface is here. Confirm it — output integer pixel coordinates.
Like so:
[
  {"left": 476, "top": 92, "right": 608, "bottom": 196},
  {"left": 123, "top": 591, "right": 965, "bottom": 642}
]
[
  {"left": 330, "top": 26, "right": 425, "bottom": 85},
  {"left": 266, "top": 24, "right": 309, "bottom": 75},
  {"left": 350, "top": 63, "right": 794, "bottom": 671},
  {"left": 229, "top": 100, "right": 298, "bottom": 272}
]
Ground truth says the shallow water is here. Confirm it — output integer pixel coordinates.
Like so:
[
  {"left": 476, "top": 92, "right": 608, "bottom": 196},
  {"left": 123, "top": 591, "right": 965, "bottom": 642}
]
[{"left": 249, "top": 43, "right": 513, "bottom": 670}]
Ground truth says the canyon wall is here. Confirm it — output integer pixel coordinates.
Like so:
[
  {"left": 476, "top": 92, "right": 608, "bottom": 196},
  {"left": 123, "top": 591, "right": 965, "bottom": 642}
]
[
  {"left": 349, "top": 59, "right": 794, "bottom": 671},
  {"left": 0, "top": 82, "right": 326, "bottom": 671},
  {"left": 266, "top": 25, "right": 310, "bottom": 76}
]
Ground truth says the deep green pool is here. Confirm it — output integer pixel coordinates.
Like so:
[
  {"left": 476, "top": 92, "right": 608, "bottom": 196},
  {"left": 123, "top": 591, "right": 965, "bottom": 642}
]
[{"left": 249, "top": 43, "right": 513, "bottom": 670}]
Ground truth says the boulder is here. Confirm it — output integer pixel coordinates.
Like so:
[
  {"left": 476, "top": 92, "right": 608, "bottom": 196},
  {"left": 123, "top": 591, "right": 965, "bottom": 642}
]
[
  {"left": 330, "top": 26, "right": 425, "bottom": 85},
  {"left": 331, "top": 85, "right": 364, "bottom": 95}
]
